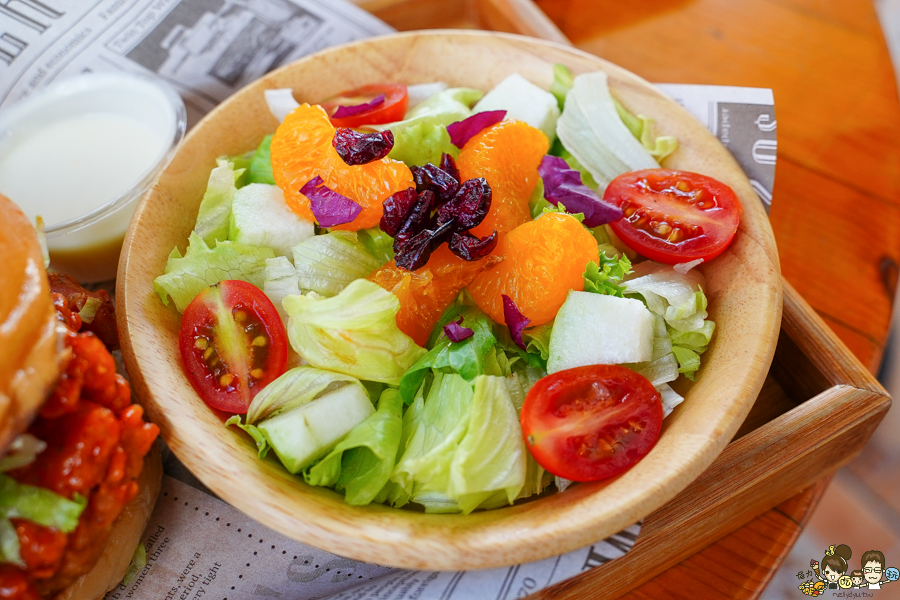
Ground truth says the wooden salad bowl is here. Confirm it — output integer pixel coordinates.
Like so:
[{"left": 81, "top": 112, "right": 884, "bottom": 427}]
[{"left": 117, "top": 30, "right": 782, "bottom": 570}]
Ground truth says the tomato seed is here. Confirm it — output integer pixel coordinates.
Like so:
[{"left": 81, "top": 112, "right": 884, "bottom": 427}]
[
  {"left": 234, "top": 310, "right": 248, "bottom": 323},
  {"left": 203, "top": 347, "right": 214, "bottom": 360},
  {"left": 252, "top": 336, "right": 267, "bottom": 347},
  {"left": 250, "top": 368, "right": 264, "bottom": 379},
  {"left": 195, "top": 338, "right": 209, "bottom": 350},
  {"left": 675, "top": 181, "right": 690, "bottom": 192},
  {"left": 220, "top": 373, "right": 234, "bottom": 387},
  {"left": 655, "top": 222, "right": 671, "bottom": 236}
]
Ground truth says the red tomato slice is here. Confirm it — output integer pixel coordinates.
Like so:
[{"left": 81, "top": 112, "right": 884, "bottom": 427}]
[
  {"left": 520, "top": 365, "right": 663, "bottom": 482},
  {"left": 604, "top": 169, "right": 742, "bottom": 264},
  {"left": 179, "top": 280, "right": 288, "bottom": 414},
  {"left": 322, "top": 83, "right": 408, "bottom": 128}
]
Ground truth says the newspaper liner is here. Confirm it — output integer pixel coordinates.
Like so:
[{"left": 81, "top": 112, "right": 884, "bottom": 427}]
[{"left": 0, "top": 0, "right": 777, "bottom": 598}]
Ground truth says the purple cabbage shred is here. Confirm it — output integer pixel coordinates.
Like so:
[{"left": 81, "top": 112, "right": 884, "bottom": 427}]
[
  {"left": 447, "top": 110, "right": 506, "bottom": 148},
  {"left": 300, "top": 176, "right": 362, "bottom": 227},
  {"left": 443, "top": 316, "right": 474, "bottom": 343},
  {"left": 332, "top": 94, "right": 385, "bottom": 119},
  {"left": 333, "top": 128, "right": 394, "bottom": 165},
  {"left": 502, "top": 295, "right": 530, "bottom": 351},
  {"left": 538, "top": 155, "right": 623, "bottom": 227}
]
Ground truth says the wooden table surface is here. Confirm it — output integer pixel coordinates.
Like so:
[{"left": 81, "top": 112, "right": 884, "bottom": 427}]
[{"left": 529, "top": 0, "right": 900, "bottom": 598}]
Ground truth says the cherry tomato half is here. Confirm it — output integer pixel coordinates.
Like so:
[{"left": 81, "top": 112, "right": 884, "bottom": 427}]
[
  {"left": 321, "top": 83, "right": 408, "bottom": 128},
  {"left": 520, "top": 365, "right": 663, "bottom": 482},
  {"left": 604, "top": 169, "right": 742, "bottom": 264},
  {"left": 179, "top": 280, "right": 287, "bottom": 414}
]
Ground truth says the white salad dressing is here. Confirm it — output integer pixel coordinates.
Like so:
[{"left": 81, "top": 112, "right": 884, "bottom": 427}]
[
  {"left": 0, "top": 72, "right": 185, "bottom": 282},
  {"left": 0, "top": 112, "right": 166, "bottom": 227}
]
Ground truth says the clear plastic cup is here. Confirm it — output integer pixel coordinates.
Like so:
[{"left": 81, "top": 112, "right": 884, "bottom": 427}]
[{"left": 0, "top": 72, "right": 186, "bottom": 282}]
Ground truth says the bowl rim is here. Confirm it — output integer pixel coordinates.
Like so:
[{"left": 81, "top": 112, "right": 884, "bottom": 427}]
[{"left": 118, "top": 29, "right": 782, "bottom": 571}]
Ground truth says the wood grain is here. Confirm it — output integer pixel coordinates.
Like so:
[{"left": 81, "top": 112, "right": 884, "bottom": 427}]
[
  {"left": 116, "top": 31, "right": 781, "bottom": 571},
  {"left": 534, "top": 0, "right": 900, "bottom": 371}
]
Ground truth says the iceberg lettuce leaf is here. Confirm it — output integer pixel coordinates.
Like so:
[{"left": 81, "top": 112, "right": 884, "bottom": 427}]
[
  {"left": 304, "top": 389, "right": 403, "bottom": 505},
  {"left": 449, "top": 376, "right": 526, "bottom": 513},
  {"left": 154, "top": 233, "right": 274, "bottom": 312},
  {"left": 194, "top": 158, "right": 240, "bottom": 246},
  {"left": 245, "top": 366, "right": 363, "bottom": 424},
  {"left": 292, "top": 231, "right": 380, "bottom": 297},
  {"left": 283, "top": 280, "right": 425, "bottom": 385},
  {"left": 0, "top": 475, "right": 86, "bottom": 531}
]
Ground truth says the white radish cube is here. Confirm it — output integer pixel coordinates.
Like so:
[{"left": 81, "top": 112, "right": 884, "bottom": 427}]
[
  {"left": 232, "top": 183, "right": 314, "bottom": 258},
  {"left": 473, "top": 74, "right": 560, "bottom": 141},
  {"left": 547, "top": 292, "right": 654, "bottom": 373}
]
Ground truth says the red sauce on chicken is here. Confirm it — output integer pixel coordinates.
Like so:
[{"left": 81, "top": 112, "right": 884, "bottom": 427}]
[{"left": 3, "top": 302, "right": 158, "bottom": 597}]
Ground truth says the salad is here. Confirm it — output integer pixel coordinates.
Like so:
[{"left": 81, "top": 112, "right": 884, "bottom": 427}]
[{"left": 153, "top": 65, "right": 740, "bottom": 514}]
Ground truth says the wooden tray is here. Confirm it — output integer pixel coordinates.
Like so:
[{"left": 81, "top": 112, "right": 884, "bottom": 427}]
[{"left": 352, "top": 0, "right": 892, "bottom": 598}]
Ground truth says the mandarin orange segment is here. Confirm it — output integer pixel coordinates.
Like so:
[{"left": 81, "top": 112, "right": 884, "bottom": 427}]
[
  {"left": 468, "top": 213, "right": 599, "bottom": 326},
  {"left": 271, "top": 104, "right": 414, "bottom": 231},
  {"left": 369, "top": 245, "right": 490, "bottom": 346},
  {"left": 457, "top": 120, "right": 549, "bottom": 238}
]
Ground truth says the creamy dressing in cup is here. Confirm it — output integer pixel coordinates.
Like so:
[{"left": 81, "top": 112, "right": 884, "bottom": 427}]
[{"left": 0, "top": 73, "right": 186, "bottom": 282}]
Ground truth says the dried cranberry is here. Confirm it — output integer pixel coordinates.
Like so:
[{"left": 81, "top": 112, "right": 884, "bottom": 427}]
[
  {"left": 411, "top": 162, "right": 459, "bottom": 202},
  {"left": 395, "top": 220, "right": 455, "bottom": 271},
  {"left": 438, "top": 177, "right": 491, "bottom": 230},
  {"left": 380, "top": 188, "right": 418, "bottom": 237},
  {"left": 440, "top": 153, "right": 460, "bottom": 183},
  {"left": 393, "top": 190, "right": 435, "bottom": 254},
  {"left": 448, "top": 230, "right": 498, "bottom": 261},
  {"left": 333, "top": 128, "right": 395, "bottom": 166}
]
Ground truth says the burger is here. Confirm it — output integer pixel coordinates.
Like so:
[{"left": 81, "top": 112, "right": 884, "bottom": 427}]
[{"left": 0, "top": 194, "right": 161, "bottom": 599}]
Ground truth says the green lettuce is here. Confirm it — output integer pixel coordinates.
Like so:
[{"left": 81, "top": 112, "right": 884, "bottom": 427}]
[
  {"left": 0, "top": 519, "right": 21, "bottom": 566},
  {"left": 583, "top": 251, "right": 632, "bottom": 298},
  {"left": 225, "top": 415, "right": 270, "bottom": 459},
  {"left": 550, "top": 63, "right": 574, "bottom": 110},
  {"left": 292, "top": 231, "right": 381, "bottom": 297},
  {"left": 304, "top": 389, "right": 403, "bottom": 505},
  {"left": 194, "top": 159, "right": 242, "bottom": 246},
  {"left": 357, "top": 227, "right": 394, "bottom": 266},
  {"left": 449, "top": 376, "right": 526, "bottom": 513},
  {"left": 400, "top": 305, "right": 498, "bottom": 404},
  {"left": 624, "top": 262, "right": 715, "bottom": 381},
  {"left": 154, "top": 233, "right": 274, "bottom": 312},
  {"left": 612, "top": 97, "right": 678, "bottom": 162},
  {"left": 283, "top": 280, "right": 425, "bottom": 385},
  {"left": 247, "top": 135, "right": 275, "bottom": 185},
  {"left": 374, "top": 88, "right": 484, "bottom": 167},
  {"left": 391, "top": 374, "right": 525, "bottom": 514},
  {"left": 0, "top": 474, "right": 87, "bottom": 565},
  {"left": 246, "top": 366, "right": 363, "bottom": 424}
]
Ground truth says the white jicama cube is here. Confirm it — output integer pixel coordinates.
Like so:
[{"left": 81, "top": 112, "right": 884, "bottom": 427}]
[
  {"left": 547, "top": 292, "right": 654, "bottom": 374},
  {"left": 232, "top": 183, "right": 314, "bottom": 258},
  {"left": 473, "top": 74, "right": 560, "bottom": 141},
  {"left": 258, "top": 383, "right": 374, "bottom": 474}
]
